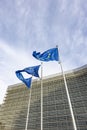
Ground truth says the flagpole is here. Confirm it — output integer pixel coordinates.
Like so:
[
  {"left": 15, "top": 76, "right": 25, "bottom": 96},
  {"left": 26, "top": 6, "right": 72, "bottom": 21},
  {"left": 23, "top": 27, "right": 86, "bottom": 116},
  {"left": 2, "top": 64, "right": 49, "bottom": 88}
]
[
  {"left": 56, "top": 45, "right": 77, "bottom": 130},
  {"left": 25, "top": 84, "right": 32, "bottom": 130},
  {"left": 41, "top": 62, "right": 43, "bottom": 130}
]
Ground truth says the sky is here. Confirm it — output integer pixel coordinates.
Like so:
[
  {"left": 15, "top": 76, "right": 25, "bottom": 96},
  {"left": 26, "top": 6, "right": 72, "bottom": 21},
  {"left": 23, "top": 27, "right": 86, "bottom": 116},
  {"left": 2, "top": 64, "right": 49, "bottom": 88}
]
[{"left": 0, "top": 0, "right": 87, "bottom": 104}]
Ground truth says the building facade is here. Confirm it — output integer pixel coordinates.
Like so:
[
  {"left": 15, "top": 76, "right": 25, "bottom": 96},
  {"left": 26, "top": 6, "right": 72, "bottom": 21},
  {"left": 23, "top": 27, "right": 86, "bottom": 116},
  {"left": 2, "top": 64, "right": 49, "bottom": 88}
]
[{"left": 0, "top": 65, "right": 87, "bottom": 130}]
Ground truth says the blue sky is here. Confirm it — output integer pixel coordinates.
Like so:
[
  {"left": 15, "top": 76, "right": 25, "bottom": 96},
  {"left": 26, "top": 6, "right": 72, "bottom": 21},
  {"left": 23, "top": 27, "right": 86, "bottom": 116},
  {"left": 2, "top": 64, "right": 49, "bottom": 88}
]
[{"left": 0, "top": 0, "right": 87, "bottom": 104}]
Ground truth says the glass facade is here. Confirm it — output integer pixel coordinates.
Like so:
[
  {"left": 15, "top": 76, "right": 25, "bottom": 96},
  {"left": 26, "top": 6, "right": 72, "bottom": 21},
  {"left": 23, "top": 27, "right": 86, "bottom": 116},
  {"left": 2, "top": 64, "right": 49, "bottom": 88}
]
[{"left": 0, "top": 65, "right": 87, "bottom": 130}]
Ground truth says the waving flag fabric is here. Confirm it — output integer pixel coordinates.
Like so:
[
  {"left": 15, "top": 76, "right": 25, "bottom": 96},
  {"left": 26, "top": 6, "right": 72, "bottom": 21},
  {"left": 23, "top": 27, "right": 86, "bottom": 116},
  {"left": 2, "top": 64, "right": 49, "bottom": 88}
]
[
  {"left": 15, "top": 71, "right": 32, "bottom": 88},
  {"left": 32, "top": 48, "right": 59, "bottom": 62},
  {"left": 19, "top": 65, "right": 40, "bottom": 77},
  {"left": 15, "top": 65, "right": 40, "bottom": 88}
]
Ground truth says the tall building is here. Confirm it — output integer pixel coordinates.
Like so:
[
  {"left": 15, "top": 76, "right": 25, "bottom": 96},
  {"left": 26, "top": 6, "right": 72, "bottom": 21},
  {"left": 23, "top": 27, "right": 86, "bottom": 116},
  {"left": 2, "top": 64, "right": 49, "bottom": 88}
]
[{"left": 0, "top": 65, "right": 87, "bottom": 130}]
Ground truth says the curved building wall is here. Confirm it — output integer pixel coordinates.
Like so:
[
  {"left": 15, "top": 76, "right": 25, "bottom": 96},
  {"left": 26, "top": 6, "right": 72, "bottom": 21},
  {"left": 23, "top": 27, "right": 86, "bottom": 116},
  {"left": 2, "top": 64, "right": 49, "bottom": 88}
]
[{"left": 0, "top": 65, "right": 87, "bottom": 130}]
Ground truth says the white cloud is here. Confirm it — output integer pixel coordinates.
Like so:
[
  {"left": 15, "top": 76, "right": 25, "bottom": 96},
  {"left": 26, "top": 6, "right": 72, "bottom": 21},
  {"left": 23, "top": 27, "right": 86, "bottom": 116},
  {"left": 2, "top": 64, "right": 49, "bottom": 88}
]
[{"left": 0, "top": 40, "right": 16, "bottom": 56}]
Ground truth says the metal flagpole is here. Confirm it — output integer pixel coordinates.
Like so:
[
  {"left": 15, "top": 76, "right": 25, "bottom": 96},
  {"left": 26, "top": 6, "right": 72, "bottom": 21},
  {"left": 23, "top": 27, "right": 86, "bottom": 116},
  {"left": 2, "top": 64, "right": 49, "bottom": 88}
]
[
  {"left": 25, "top": 83, "right": 32, "bottom": 130},
  {"left": 41, "top": 62, "right": 43, "bottom": 130},
  {"left": 56, "top": 45, "right": 77, "bottom": 130}
]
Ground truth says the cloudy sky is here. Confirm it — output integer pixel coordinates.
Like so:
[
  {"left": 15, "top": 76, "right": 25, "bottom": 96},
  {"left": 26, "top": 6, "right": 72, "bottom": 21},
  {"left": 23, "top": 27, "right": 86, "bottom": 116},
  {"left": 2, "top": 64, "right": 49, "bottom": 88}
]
[{"left": 0, "top": 0, "right": 87, "bottom": 104}]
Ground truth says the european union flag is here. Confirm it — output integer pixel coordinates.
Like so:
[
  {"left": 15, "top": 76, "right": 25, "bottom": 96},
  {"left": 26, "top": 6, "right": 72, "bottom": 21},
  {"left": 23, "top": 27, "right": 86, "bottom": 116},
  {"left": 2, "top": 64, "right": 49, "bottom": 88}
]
[
  {"left": 32, "top": 48, "right": 59, "bottom": 62},
  {"left": 15, "top": 65, "right": 40, "bottom": 88},
  {"left": 16, "top": 71, "right": 32, "bottom": 88},
  {"left": 19, "top": 65, "right": 40, "bottom": 77}
]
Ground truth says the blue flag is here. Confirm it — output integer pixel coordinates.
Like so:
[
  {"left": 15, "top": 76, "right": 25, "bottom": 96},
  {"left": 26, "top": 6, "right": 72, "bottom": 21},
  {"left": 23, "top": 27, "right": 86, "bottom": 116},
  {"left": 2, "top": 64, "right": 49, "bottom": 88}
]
[
  {"left": 32, "top": 48, "right": 59, "bottom": 62},
  {"left": 15, "top": 65, "right": 40, "bottom": 88},
  {"left": 16, "top": 71, "right": 32, "bottom": 88},
  {"left": 19, "top": 65, "right": 40, "bottom": 77}
]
